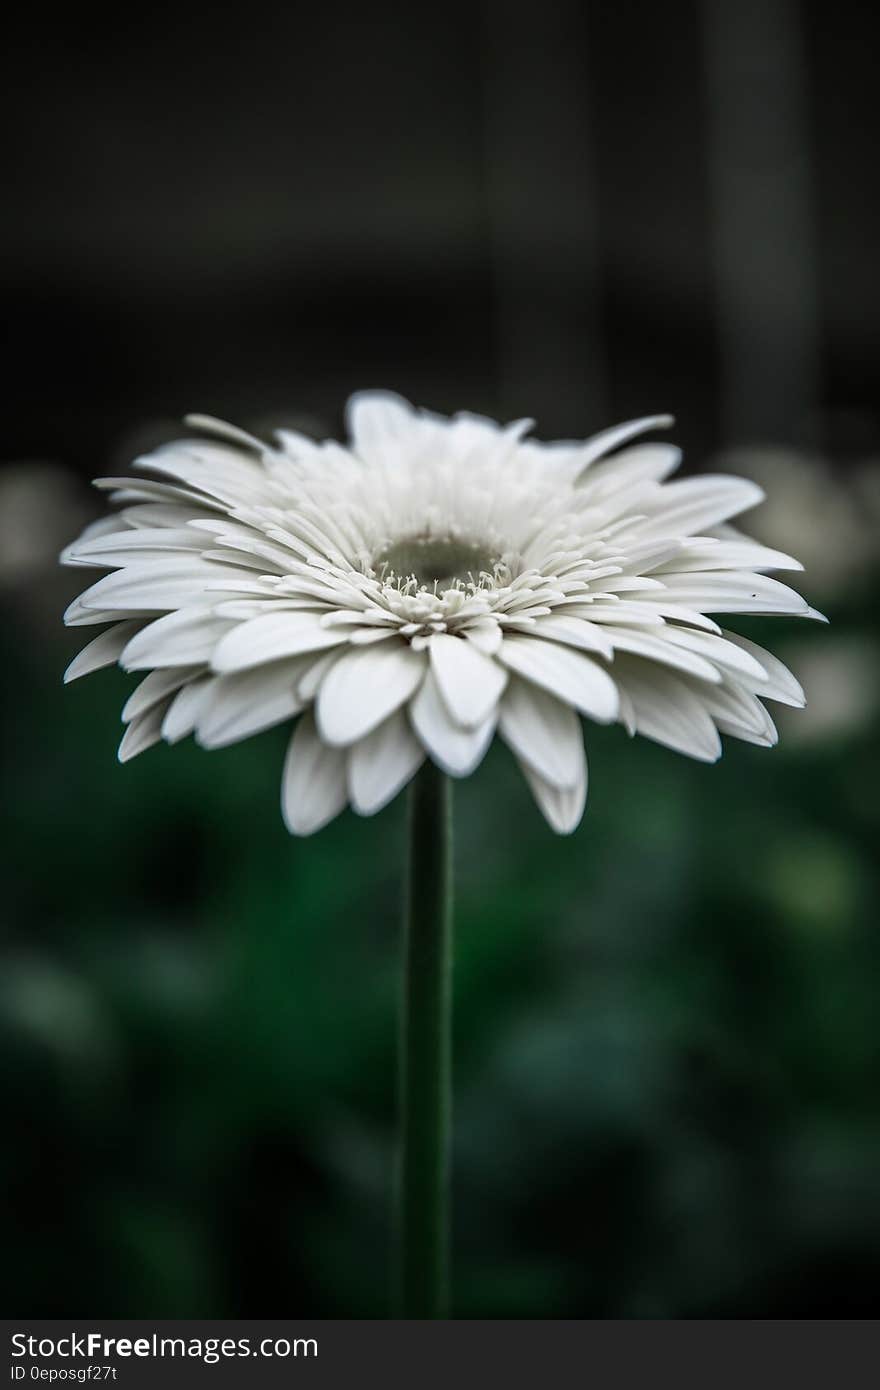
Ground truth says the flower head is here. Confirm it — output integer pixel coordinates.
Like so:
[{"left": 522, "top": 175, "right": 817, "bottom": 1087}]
[{"left": 62, "top": 392, "right": 820, "bottom": 834}]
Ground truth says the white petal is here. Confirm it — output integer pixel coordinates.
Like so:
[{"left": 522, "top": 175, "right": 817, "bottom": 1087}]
[
  {"left": 211, "top": 610, "right": 346, "bottom": 673},
  {"left": 348, "top": 626, "right": 399, "bottom": 646},
  {"left": 499, "top": 677, "right": 584, "bottom": 788},
  {"left": 346, "top": 390, "right": 417, "bottom": 464},
  {"left": 281, "top": 711, "right": 348, "bottom": 835},
  {"left": 64, "top": 601, "right": 146, "bottom": 627},
  {"left": 64, "top": 621, "right": 143, "bottom": 683},
  {"left": 122, "top": 607, "right": 236, "bottom": 670},
  {"left": 65, "top": 527, "right": 208, "bottom": 567},
  {"left": 572, "top": 415, "right": 674, "bottom": 477},
  {"left": 461, "top": 618, "right": 503, "bottom": 655},
  {"left": 519, "top": 757, "right": 587, "bottom": 834},
  {"left": 92, "top": 476, "right": 225, "bottom": 511},
  {"left": 613, "top": 659, "right": 722, "bottom": 762},
  {"left": 348, "top": 710, "right": 424, "bottom": 815},
  {"left": 137, "top": 439, "right": 268, "bottom": 503},
  {"left": 316, "top": 642, "right": 426, "bottom": 746},
  {"left": 651, "top": 539, "right": 803, "bottom": 573},
  {"left": 122, "top": 666, "right": 202, "bottom": 723},
  {"left": 523, "top": 614, "right": 614, "bottom": 660},
  {"left": 616, "top": 685, "right": 637, "bottom": 736},
  {"left": 118, "top": 702, "right": 169, "bottom": 762},
  {"left": 212, "top": 597, "right": 319, "bottom": 620},
  {"left": 678, "top": 673, "right": 769, "bottom": 732},
  {"left": 658, "top": 627, "right": 769, "bottom": 683},
  {"left": 721, "top": 632, "right": 806, "bottom": 706},
  {"left": 195, "top": 661, "right": 306, "bottom": 749},
  {"left": 60, "top": 514, "right": 133, "bottom": 566},
  {"left": 429, "top": 633, "right": 508, "bottom": 728},
  {"left": 499, "top": 634, "right": 619, "bottom": 724},
  {"left": 716, "top": 705, "right": 778, "bottom": 748},
  {"left": 409, "top": 668, "right": 496, "bottom": 776},
  {"left": 161, "top": 676, "right": 214, "bottom": 744},
  {"left": 74, "top": 558, "right": 252, "bottom": 612},
  {"left": 639, "top": 572, "right": 810, "bottom": 617},
  {"left": 628, "top": 475, "right": 765, "bottom": 538},
  {"left": 122, "top": 503, "right": 215, "bottom": 530},
  {"left": 579, "top": 442, "right": 682, "bottom": 500},
  {"left": 602, "top": 626, "right": 722, "bottom": 683},
  {"left": 297, "top": 648, "right": 345, "bottom": 701},
  {"left": 183, "top": 413, "right": 265, "bottom": 452},
  {"left": 578, "top": 601, "right": 721, "bottom": 634}
]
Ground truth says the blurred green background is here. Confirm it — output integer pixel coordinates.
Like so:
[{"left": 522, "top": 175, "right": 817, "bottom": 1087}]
[{"left": 3, "top": 0, "right": 879, "bottom": 1317}]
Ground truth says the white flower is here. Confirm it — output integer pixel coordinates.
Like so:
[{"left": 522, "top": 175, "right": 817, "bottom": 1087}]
[{"left": 62, "top": 392, "right": 821, "bottom": 835}]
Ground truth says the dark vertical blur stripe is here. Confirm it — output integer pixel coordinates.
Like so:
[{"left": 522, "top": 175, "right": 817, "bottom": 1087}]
[
  {"left": 584, "top": 1, "right": 716, "bottom": 460},
  {"left": 703, "top": 0, "right": 821, "bottom": 446},
  {"left": 481, "top": 0, "right": 606, "bottom": 432}
]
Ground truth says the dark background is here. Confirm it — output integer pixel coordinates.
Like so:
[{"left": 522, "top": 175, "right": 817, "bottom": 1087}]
[{"left": 2, "top": 0, "right": 878, "bottom": 1317}]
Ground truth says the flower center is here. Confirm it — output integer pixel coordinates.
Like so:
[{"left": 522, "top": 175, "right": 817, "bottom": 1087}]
[{"left": 376, "top": 535, "right": 500, "bottom": 591}]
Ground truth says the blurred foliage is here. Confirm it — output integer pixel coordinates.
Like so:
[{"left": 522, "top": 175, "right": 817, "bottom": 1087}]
[{"left": 2, "top": 563, "right": 878, "bottom": 1318}]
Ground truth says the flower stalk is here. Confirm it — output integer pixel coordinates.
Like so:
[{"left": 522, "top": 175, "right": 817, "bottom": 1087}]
[{"left": 396, "top": 761, "right": 453, "bottom": 1318}]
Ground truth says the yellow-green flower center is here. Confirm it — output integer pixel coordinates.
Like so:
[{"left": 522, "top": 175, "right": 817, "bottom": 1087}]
[{"left": 376, "top": 536, "right": 499, "bottom": 590}]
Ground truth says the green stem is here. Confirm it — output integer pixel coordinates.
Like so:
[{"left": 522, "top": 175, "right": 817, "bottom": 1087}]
[{"left": 396, "top": 760, "right": 453, "bottom": 1319}]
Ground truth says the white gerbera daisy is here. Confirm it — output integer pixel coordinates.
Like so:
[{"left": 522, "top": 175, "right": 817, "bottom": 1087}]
[{"left": 62, "top": 391, "right": 820, "bottom": 835}]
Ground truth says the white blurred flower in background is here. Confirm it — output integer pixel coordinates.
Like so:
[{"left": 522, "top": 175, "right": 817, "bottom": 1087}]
[
  {"left": 0, "top": 463, "right": 91, "bottom": 586},
  {"left": 716, "top": 446, "right": 880, "bottom": 599},
  {"left": 713, "top": 445, "right": 879, "bottom": 745},
  {"left": 776, "top": 636, "right": 878, "bottom": 746}
]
